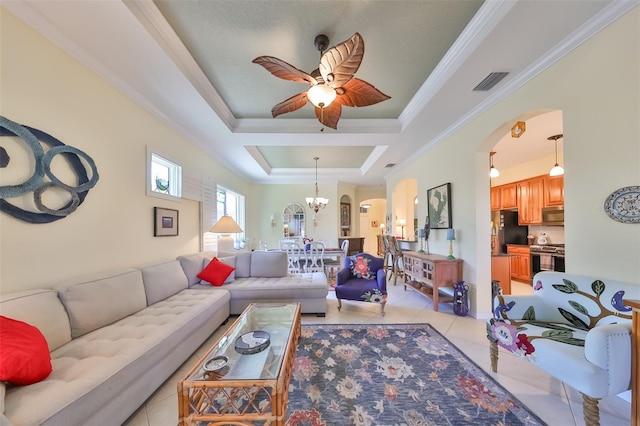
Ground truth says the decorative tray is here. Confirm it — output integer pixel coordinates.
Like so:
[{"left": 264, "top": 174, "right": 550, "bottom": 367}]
[
  {"left": 235, "top": 330, "right": 270, "bottom": 355},
  {"left": 604, "top": 186, "right": 640, "bottom": 224},
  {"left": 203, "top": 355, "right": 229, "bottom": 372}
]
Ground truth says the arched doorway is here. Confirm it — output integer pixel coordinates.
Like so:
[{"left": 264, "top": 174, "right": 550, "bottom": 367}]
[{"left": 487, "top": 109, "right": 564, "bottom": 296}]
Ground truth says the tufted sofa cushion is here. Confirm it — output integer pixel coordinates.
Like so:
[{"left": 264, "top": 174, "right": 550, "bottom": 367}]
[
  {"left": 250, "top": 250, "right": 287, "bottom": 277},
  {"left": 140, "top": 259, "right": 189, "bottom": 305},
  {"left": 177, "top": 251, "right": 216, "bottom": 286},
  {"left": 0, "top": 289, "right": 71, "bottom": 351},
  {"left": 54, "top": 269, "right": 147, "bottom": 338}
]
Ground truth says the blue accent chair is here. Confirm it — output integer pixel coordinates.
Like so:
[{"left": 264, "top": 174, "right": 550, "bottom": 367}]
[{"left": 335, "top": 253, "right": 387, "bottom": 315}]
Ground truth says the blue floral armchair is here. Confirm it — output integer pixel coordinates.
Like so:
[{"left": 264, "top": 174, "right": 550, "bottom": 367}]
[
  {"left": 486, "top": 271, "right": 638, "bottom": 426},
  {"left": 335, "top": 253, "right": 387, "bottom": 315}
]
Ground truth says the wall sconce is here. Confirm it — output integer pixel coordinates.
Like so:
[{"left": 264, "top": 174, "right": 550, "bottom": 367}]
[{"left": 270, "top": 214, "right": 275, "bottom": 230}]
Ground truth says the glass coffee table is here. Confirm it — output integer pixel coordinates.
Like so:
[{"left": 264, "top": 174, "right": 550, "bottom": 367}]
[{"left": 178, "top": 303, "right": 301, "bottom": 426}]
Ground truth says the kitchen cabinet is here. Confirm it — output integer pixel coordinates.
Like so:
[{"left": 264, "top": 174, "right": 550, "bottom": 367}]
[
  {"left": 507, "top": 245, "right": 531, "bottom": 282},
  {"left": 491, "top": 255, "right": 512, "bottom": 294},
  {"left": 403, "top": 252, "right": 463, "bottom": 312},
  {"left": 518, "top": 177, "right": 543, "bottom": 225},
  {"left": 544, "top": 175, "right": 564, "bottom": 207},
  {"left": 490, "top": 187, "right": 501, "bottom": 211},
  {"left": 490, "top": 183, "right": 517, "bottom": 211},
  {"left": 500, "top": 184, "right": 518, "bottom": 209}
]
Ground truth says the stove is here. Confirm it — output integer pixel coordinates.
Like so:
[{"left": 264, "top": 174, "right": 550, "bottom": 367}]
[
  {"left": 530, "top": 244, "right": 565, "bottom": 255},
  {"left": 530, "top": 244, "right": 566, "bottom": 274}
]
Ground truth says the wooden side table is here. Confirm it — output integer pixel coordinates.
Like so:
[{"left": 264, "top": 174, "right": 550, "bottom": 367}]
[{"left": 624, "top": 299, "right": 640, "bottom": 426}]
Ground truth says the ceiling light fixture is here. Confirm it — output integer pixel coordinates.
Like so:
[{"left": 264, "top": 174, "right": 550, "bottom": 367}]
[
  {"left": 253, "top": 33, "right": 390, "bottom": 129},
  {"left": 548, "top": 134, "right": 564, "bottom": 176},
  {"left": 511, "top": 121, "right": 526, "bottom": 138},
  {"left": 306, "top": 157, "right": 329, "bottom": 213},
  {"left": 489, "top": 151, "right": 500, "bottom": 178}
]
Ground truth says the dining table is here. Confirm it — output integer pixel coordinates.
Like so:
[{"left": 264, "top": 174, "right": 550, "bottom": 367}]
[{"left": 269, "top": 247, "right": 347, "bottom": 271}]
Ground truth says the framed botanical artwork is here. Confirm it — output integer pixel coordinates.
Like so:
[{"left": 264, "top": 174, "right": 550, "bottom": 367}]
[
  {"left": 154, "top": 207, "right": 179, "bottom": 236},
  {"left": 427, "top": 183, "right": 452, "bottom": 229},
  {"left": 340, "top": 203, "right": 350, "bottom": 228}
]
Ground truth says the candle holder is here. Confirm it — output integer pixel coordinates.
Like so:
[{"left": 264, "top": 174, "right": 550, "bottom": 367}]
[{"left": 418, "top": 229, "right": 425, "bottom": 253}]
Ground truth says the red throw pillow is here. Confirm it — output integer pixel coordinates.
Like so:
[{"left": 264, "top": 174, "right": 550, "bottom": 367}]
[
  {"left": 197, "top": 257, "right": 236, "bottom": 286},
  {"left": 0, "top": 316, "right": 52, "bottom": 385}
]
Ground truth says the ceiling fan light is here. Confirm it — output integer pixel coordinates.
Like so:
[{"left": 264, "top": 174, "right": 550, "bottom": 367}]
[
  {"left": 549, "top": 164, "right": 564, "bottom": 176},
  {"left": 307, "top": 84, "right": 336, "bottom": 108}
]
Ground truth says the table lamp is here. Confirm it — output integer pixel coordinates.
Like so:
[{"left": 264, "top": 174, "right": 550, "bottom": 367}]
[
  {"left": 447, "top": 228, "right": 456, "bottom": 259},
  {"left": 210, "top": 215, "right": 243, "bottom": 252}
]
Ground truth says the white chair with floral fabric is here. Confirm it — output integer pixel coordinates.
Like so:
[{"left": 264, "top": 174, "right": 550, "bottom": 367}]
[{"left": 487, "top": 271, "right": 638, "bottom": 426}]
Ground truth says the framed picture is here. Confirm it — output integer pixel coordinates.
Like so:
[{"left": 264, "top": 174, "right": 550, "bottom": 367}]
[
  {"left": 371, "top": 220, "right": 379, "bottom": 227},
  {"left": 154, "top": 207, "right": 179, "bottom": 236},
  {"left": 340, "top": 203, "right": 350, "bottom": 228},
  {"left": 427, "top": 183, "right": 452, "bottom": 229}
]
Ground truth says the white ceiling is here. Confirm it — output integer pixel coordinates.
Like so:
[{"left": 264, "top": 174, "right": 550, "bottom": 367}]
[{"left": 4, "top": 0, "right": 637, "bottom": 186}]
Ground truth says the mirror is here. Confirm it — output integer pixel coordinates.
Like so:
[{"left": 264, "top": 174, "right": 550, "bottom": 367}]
[{"left": 283, "top": 203, "right": 305, "bottom": 238}]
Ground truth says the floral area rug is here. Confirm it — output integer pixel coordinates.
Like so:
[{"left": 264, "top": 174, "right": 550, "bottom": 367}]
[{"left": 286, "top": 323, "right": 545, "bottom": 426}]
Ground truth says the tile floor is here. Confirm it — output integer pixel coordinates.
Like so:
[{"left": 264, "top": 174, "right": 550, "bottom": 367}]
[{"left": 125, "top": 279, "right": 631, "bottom": 426}]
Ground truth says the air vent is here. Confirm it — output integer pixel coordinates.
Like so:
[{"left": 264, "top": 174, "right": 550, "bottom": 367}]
[
  {"left": 384, "top": 163, "right": 396, "bottom": 168},
  {"left": 473, "top": 72, "right": 509, "bottom": 91}
]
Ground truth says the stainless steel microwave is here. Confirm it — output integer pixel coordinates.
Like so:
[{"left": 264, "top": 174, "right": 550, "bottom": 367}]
[{"left": 541, "top": 207, "right": 564, "bottom": 226}]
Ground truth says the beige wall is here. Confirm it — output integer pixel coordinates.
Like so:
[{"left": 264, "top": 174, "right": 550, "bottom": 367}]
[
  {"left": 387, "top": 6, "right": 640, "bottom": 317},
  {"left": 248, "top": 183, "right": 340, "bottom": 249},
  {"left": 0, "top": 10, "right": 250, "bottom": 293}
]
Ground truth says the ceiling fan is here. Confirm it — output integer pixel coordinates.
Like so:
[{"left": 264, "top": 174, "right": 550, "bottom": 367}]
[{"left": 252, "top": 32, "right": 390, "bottom": 130}]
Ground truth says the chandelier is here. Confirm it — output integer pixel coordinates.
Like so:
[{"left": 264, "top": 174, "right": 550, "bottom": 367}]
[{"left": 305, "top": 157, "right": 329, "bottom": 213}]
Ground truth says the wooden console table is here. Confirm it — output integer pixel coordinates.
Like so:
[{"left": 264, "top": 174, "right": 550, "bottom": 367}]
[
  {"left": 623, "top": 299, "right": 640, "bottom": 426},
  {"left": 403, "top": 251, "right": 463, "bottom": 312}
]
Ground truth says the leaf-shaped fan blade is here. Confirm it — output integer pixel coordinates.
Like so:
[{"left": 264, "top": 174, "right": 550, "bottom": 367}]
[
  {"left": 335, "top": 78, "right": 391, "bottom": 107},
  {"left": 314, "top": 102, "right": 342, "bottom": 129},
  {"left": 271, "top": 92, "right": 309, "bottom": 118},
  {"left": 319, "top": 32, "right": 364, "bottom": 89},
  {"left": 253, "top": 56, "right": 317, "bottom": 85}
]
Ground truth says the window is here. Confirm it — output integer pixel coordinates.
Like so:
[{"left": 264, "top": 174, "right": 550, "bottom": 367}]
[
  {"left": 217, "top": 185, "right": 245, "bottom": 240},
  {"left": 147, "top": 149, "right": 182, "bottom": 200}
]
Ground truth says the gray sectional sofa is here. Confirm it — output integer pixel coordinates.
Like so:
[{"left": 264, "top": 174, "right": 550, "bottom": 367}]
[{"left": 0, "top": 250, "right": 327, "bottom": 425}]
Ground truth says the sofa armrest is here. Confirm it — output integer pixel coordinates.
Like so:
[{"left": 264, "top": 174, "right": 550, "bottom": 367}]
[
  {"left": 493, "top": 294, "right": 565, "bottom": 321},
  {"left": 585, "top": 322, "right": 632, "bottom": 393},
  {"left": 336, "top": 267, "right": 351, "bottom": 285}
]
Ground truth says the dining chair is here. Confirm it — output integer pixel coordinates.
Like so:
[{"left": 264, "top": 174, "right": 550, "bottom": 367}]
[
  {"left": 323, "top": 239, "right": 348, "bottom": 283},
  {"left": 389, "top": 236, "right": 405, "bottom": 285},
  {"left": 283, "top": 242, "right": 304, "bottom": 274},
  {"left": 380, "top": 235, "right": 394, "bottom": 280},
  {"left": 305, "top": 241, "right": 325, "bottom": 273}
]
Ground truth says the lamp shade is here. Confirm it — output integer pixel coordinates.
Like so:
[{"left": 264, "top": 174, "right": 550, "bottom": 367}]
[
  {"left": 447, "top": 228, "right": 456, "bottom": 241},
  {"left": 307, "top": 84, "right": 337, "bottom": 108},
  {"left": 549, "top": 164, "right": 564, "bottom": 176},
  {"left": 210, "top": 215, "right": 243, "bottom": 234}
]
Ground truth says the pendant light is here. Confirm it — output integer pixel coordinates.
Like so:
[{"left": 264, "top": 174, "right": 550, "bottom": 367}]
[
  {"left": 548, "top": 134, "right": 564, "bottom": 176},
  {"left": 305, "top": 157, "right": 329, "bottom": 213},
  {"left": 489, "top": 151, "right": 500, "bottom": 178}
]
